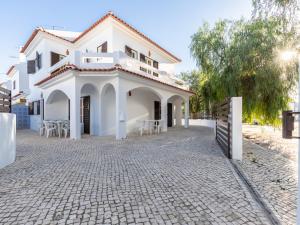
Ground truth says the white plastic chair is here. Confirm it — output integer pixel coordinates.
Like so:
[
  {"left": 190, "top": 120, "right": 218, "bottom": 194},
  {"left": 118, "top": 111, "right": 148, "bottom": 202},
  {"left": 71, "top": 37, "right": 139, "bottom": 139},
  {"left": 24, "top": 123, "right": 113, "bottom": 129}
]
[
  {"left": 154, "top": 121, "right": 161, "bottom": 134},
  {"left": 45, "top": 121, "right": 57, "bottom": 138},
  {"left": 39, "top": 123, "right": 45, "bottom": 136},
  {"left": 62, "top": 121, "right": 70, "bottom": 138}
]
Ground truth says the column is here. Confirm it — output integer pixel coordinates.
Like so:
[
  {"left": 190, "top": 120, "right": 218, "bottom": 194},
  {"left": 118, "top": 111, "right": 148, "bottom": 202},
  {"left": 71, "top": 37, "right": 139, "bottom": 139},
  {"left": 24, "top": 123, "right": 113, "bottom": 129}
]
[
  {"left": 70, "top": 79, "right": 81, "bottom": 139},
  {"left": 161, "top": 98, "right": 168, "bottom": 132},
  {"left": 175, "top": 99, "right": 183, "bottom": 127},
  {"left": 115, "top": 79, "right": 127, "bottom": 140},
  {"left": 184, "top": 98, "right": 189, "bottom": 128}
]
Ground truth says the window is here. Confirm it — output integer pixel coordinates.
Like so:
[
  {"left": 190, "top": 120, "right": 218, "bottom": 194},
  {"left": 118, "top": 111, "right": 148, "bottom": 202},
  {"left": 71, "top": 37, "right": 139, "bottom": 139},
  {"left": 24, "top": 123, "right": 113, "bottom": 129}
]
[
  {"left": 125, "top": 46, "right": 138, "bottom": 59},
  {"left": 140, "top": 53, "right": 155, "bottom": 68},
  {"left": 140, "top": 67, "right": 147, "bottom": 73},
  {"left": 28, "top": 102, "right": 34, "bottom": 115},
  {"left": 27, "top": 60, "right": 36, "bottom": 74},
  {"left": 153, "top": 72, "right": 159, "bottom": 77},
  {"left": 36, "top": 52, "right": 42, "bottom": 70},
  {"left": 97, "top": 41, "right": 108, "bottom": 53},
  {"left": 28, "top": 101, "right": 40, "bottom": 115},
  {"left": 51, "top": 52, "right": 65, "bottom": 66},
  {"left": 13, "top": 80, "right": 16, "bottom": 90},
  {"left": 140, "top": 53, "right": 146, "bottom": 63},
  {"left": 153, "top": 61, "right": 159, "bottom": 69}
]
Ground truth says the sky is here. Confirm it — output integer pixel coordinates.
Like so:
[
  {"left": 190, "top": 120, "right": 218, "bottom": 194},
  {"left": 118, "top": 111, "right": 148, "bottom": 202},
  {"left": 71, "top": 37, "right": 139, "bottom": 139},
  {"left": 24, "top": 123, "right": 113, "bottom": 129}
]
[{"left": 0, "top": 0, "right": 252, "bottom": 81}]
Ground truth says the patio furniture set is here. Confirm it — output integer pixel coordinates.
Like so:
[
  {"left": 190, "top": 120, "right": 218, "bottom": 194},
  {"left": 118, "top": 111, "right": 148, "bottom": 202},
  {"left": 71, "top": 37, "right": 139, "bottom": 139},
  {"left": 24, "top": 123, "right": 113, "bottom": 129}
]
[
  {"left": 138, "top": 119, "right": 162, "bottom": 136},
  {"left": 40, "top": 120, "right": 70, "bottom": 138}
]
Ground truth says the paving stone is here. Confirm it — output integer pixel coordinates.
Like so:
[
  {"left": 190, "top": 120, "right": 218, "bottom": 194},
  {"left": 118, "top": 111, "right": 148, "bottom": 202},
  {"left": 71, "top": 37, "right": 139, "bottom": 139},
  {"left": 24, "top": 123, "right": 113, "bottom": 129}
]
[
  {"left": 0, "top": 127, "right": 270, "bottom": 224},
  {"left": 238, "top": 139, "right": 297, "bottom": 225}
]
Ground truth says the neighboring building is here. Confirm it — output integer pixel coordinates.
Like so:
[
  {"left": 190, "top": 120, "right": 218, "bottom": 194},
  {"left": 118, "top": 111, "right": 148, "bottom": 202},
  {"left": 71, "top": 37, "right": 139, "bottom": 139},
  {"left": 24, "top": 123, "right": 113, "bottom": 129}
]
[{"left": 6, "top": 12, "right": 193, "bottom": 139}]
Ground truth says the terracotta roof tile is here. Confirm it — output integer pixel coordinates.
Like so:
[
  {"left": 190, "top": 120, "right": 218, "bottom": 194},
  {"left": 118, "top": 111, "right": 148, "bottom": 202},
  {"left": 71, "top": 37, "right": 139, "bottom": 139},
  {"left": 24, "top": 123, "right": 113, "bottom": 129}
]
[
  {"left": 6, "top": 65, "right": 15, "bottom": 76},
  {"left": 34, "top": 64, "right": 194, "bottom": 94},
  {"left": 20, "top": 12, "right": 181, "bottom": 62}
]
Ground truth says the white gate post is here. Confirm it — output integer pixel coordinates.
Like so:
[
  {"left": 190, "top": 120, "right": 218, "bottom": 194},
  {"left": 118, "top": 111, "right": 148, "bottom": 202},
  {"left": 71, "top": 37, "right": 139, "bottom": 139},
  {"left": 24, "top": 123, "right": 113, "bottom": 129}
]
[{"left": 231, "top": 97, "right": 243, "bottom": 161}]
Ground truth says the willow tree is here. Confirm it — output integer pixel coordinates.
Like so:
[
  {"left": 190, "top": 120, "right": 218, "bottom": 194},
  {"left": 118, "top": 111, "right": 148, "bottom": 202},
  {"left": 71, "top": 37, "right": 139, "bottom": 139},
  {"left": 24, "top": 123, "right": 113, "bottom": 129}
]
[{"left": 189, "top": 18, "right": 298, "bottom": 125}]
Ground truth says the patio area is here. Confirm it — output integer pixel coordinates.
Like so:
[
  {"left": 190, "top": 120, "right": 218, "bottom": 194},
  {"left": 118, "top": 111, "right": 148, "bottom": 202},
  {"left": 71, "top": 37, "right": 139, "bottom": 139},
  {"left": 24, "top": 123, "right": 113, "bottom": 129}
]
[{"left": 0, "top": 126, "right": 270, "bottom": 225}]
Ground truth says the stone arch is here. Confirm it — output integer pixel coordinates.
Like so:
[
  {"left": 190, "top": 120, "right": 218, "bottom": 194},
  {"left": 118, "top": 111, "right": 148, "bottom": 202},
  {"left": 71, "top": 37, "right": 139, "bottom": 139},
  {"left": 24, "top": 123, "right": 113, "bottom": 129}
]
[{"left": 100, "top": 83, "right": 116, "bottom": 136}]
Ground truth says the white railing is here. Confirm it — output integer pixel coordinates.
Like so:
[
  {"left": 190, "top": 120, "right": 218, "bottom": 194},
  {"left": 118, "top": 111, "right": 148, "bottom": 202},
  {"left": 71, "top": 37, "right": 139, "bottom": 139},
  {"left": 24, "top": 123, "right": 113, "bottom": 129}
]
[{"left": 48, "top": 51, "right": 189, "bottom": 90}]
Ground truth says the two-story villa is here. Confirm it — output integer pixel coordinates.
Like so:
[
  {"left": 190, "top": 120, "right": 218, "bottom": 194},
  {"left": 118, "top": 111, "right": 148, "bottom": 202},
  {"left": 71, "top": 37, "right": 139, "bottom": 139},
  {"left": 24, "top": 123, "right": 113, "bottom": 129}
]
[{"left": 6, "top": 12, "right": 193, "bottom": 139}]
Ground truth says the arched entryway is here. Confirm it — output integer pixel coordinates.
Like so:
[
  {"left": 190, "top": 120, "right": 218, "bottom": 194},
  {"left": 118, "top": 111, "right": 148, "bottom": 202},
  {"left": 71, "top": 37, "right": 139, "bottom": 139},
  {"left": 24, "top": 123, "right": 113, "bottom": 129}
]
[
  {"left": 80, "top": 83, "right": 100, "bottom": 135},
  {"left": 167, "top": 95, "right": 185, "bottom": 127},
  {"left": 100, "top": 83, "right": 116, "bottom": 136},
  {"left": 45, "top": 90, "right": 70, "bottom": 121},
  {"left": 126, "top": 87, "right": 162, "bottom": 134}
]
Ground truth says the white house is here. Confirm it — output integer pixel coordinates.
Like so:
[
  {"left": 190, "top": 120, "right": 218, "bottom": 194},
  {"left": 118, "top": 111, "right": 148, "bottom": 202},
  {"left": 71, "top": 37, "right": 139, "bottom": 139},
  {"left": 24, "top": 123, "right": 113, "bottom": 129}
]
[{"left": 6, "top": 12, "right": 193, "bottom": 139}]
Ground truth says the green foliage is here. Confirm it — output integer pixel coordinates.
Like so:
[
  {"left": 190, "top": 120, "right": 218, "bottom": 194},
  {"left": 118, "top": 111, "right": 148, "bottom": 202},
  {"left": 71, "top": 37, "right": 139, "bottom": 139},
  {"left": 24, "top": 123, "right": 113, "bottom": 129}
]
[{"left": 187, "top": 17, "right": 298, "bottom": 125}]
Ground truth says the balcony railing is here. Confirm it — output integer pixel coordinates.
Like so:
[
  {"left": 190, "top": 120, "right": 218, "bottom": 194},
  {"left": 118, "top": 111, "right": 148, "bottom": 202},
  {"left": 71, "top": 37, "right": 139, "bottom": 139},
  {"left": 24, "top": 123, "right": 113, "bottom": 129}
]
[{"left": 48, "top": 51, "right": 189, "bottom": 90}]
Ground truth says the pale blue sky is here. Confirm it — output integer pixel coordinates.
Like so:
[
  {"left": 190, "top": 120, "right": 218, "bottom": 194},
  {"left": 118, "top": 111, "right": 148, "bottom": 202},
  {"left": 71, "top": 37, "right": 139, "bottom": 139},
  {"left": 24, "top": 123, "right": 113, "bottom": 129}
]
[{"left": 0, "top": 0, "right": 252, "bottom": 80}]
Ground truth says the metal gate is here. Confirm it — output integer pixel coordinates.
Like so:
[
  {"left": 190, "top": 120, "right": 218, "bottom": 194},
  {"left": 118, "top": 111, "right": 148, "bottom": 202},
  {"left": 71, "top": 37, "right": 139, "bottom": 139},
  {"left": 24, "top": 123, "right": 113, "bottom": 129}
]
[{"left": 216, "top": 99, "right": 231, "bottom": 158}]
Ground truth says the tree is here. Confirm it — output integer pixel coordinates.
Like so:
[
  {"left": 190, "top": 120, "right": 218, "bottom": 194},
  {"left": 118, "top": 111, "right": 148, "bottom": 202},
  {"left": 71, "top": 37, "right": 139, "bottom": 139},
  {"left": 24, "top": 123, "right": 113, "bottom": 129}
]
[
  {"left": 252, "top": 0, "right": 299, "bottom": 29},
  {"left": 190, "top": 18, "right": 298, "bottom": 125}
]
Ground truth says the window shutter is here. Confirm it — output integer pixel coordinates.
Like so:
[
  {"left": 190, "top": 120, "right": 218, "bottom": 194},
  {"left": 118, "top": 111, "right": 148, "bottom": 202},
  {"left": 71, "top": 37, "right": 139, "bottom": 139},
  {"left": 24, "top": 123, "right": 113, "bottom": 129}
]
[
  {"left": 102, "top": 42, "right": 107, "bottom": 53},
  {"left": 125, "top": 46, "right": 131, "bottom": 56},
  {"left": 140, "top": 54, "right": 146, "bottom": 63},
  {"left": 28, "top": 102, "right": 34, "bottom": 115},
  {"left": 36, "top": 101, "right": 40, "bottom": 115},
  {"left": 36, "top": 52, "right": 42, "bottom": 69},
  {"left": 51, "top": 52, "right": 60, "bottom": 66},
  {"left": 27, "top": 60, "right": 36, "bottom": 74}
]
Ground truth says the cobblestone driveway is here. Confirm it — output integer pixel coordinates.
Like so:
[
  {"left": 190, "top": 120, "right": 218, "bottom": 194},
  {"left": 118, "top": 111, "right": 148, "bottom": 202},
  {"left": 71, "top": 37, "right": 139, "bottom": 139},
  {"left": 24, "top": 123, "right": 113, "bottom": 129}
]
[{"left": 0, "top": 127, "right": 270, "bottom": 225}]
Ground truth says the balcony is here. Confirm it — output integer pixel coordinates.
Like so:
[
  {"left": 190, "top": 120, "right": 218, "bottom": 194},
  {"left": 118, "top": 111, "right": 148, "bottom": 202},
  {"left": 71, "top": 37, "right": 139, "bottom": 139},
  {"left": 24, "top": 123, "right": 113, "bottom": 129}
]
[{"left": 48, "top": 51, "right": 189, "bottom": 90}]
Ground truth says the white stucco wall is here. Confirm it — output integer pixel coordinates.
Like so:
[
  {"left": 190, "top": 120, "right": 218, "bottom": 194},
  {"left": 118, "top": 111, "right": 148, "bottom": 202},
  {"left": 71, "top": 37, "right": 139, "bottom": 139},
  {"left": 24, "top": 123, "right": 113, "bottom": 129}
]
[
  {"left": 0, "top": 113, "right": 16, "bottom": 169},
  {"left": 127, "top": 88, "right": 160, "bottom": 133},
  {"left": 30, "top": 115, "right": 42, "bottom": 131},
  {"left": 45, "top": 98, "right": 69, "bottom": 120},
  {"left": 101, "top": 84, "right": 116, "bottom": 135}
]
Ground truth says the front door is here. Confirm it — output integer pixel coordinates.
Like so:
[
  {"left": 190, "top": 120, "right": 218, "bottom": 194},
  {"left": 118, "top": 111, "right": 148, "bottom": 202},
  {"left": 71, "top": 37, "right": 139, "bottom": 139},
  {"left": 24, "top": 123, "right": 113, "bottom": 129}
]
[
  {"left": 167, "top": 103, "right": 173, "bottom": 127},
  {"left": 154, "top": 101, "right": 161, "bottom": 120},
  {"left": 83, "top": 96, "right": 90, "bottom": 134}
]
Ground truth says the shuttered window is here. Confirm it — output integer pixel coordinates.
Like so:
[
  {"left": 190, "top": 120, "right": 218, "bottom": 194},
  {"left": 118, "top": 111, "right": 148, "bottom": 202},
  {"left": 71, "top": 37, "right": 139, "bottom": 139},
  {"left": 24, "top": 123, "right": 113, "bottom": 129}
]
[
  {"left": 51, "top": 52, "right": 65, "bottom": 66},
  {"left": 140, "top": 53, "right": 146, "bottom": 63},
  {"left": 27, "top": 60, "right": 36, "bottom": 74},
  {"left": 28, "top": 101, "right": 40, "bottom": 115},
  {"left": 125, "top": 46, "right": 138, "bottom": 59},
  {"left": 36, "top": 101, "right": 40, "bottom": 115},
  {"left": 97, "top": 41, "right": 107, "bottom": 53},
  {"left": 28, "top": 102, "right": 34, "bottom": 115},
  {"left": 36, "top": 52, "right": 42, "bottom": 70}
]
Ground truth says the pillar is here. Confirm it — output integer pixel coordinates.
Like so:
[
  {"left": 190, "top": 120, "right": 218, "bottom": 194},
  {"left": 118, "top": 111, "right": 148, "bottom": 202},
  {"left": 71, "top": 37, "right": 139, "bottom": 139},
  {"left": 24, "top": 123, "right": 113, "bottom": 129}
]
[
  {"left": 115, "top": 78, "right": 127, "bottom": 139},
  {"left": 184, "top": 98, "right": 189, "bottom": 128},
  {"left": 161, "top": 98, "right": 168, "bottom": 132},
  {"left": 70, "top": 78, "right": 81, "bottom": 139},
  {"left": 175, "top": 98, "right": 183, "bottom": 127}
]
